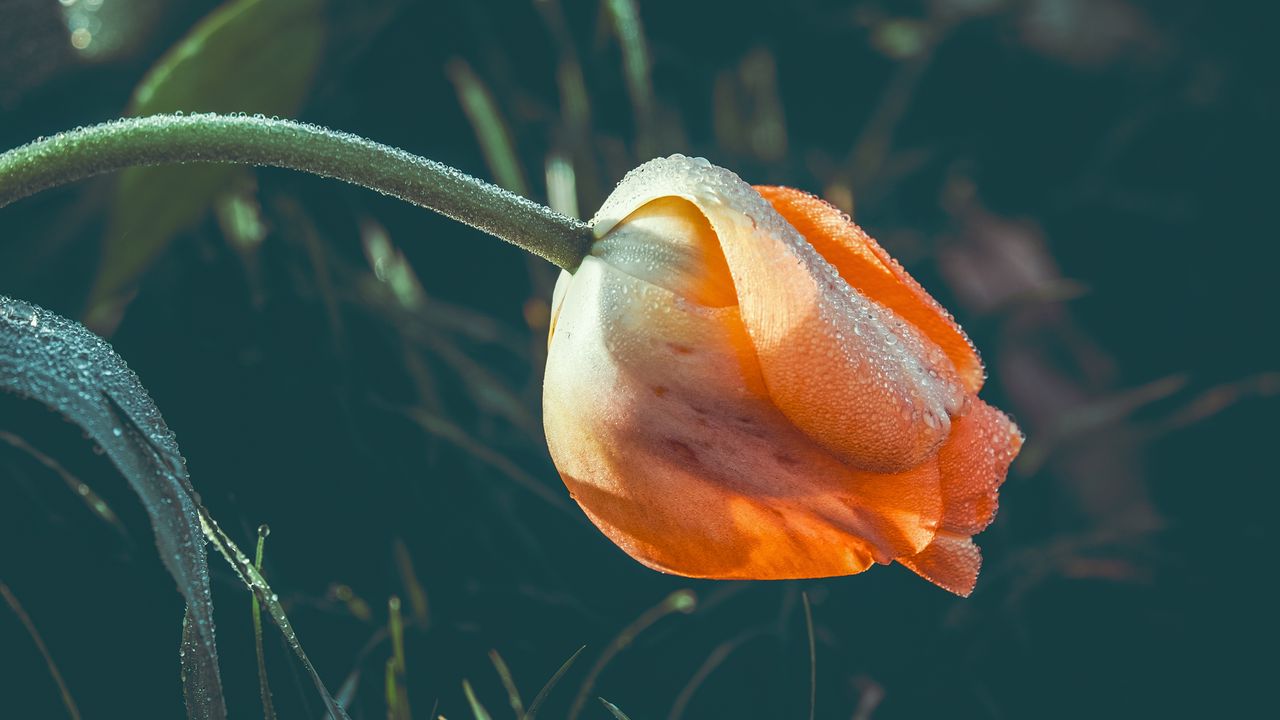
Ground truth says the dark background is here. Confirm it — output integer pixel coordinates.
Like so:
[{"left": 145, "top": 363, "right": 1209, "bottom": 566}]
[{"left": 1, "top": 0, "right": 1276, "bottom": 717}]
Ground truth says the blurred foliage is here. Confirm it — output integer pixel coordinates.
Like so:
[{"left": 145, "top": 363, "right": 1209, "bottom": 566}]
[
  {"left": 1, "top": 0, "right": 1276, "bottom": 718},
  {"left": 92, "top": 0, "right": 325, "bottom": 332}
]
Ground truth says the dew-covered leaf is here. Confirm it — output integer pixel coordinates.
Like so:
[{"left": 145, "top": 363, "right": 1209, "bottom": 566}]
[
  {"left": 0, "top": 294, "right": 226, "bottom": 720},
  {"left": 1, "top": 294, "right": 352, "bottom": 720},
  {"left": 87, "top": 0, "right": 326, "bottom": 332}
]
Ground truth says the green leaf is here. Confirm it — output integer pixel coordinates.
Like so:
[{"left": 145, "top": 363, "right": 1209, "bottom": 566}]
[
  {"left": 0, "top": 295, "right": 226, "bottom": 719},
  {"left": 87, "top": 0, "right": 326, "bottom": 332},
  {"left": 1, "top": 294, "right": 354, "bottom": 720}
]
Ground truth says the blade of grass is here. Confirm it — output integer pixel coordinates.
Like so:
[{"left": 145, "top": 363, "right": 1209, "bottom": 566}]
[
  {"left": 601, "top": 0, "right": 656, "bottom": 156},
  {"left": 488, "top": 650, "right": 525, "bottom": 718},
  {"left": 195, "top": 506, "right": 351, "bottom": 720},
  {"left": 668, "top": 629, "right": 767, "bottom": 720},
  {"left": 446, "top": 58, "right": 529, "bottom": 197},
  {"left": 334, "top": 667, "right": 361, "bottom": 713},
  {"left": 417, "top": 335, "right": 540, "bottom": 440},
  {"left": 386, "top": 595, "right": 412, "bottom": 720},
  {"left": 329, "top": 584, "right": 374, "bottom": 622},
  {"left": 398, "top": 405, "right": 570, "bottom": 513},
  {"left": 598, "top": 698, "right": 632, "bottom": 720},
  {"left": 384, "top": 658, "right": 401, "bottom": 720},
  {"left": 534, "top": 0, "right": 593, "bottom": 134},
  {"left": 1015, "top": 374, "right": 1188, "bottom": 476},
  {"left": 91, "top": 0, "right": 326, "bottom": 332},
  {"left": 0, "top": 296, "right": 227, "bottom": 719},
  {"left": 1156, "top": 372, "right": 1280, "bottom": 433},
  {"left": 252, "top": 524, "right": 277, "bottom": 720},
  {"left": 441, "top": 54, "right": 557, "bottom": 393},
  {"left": 390, "top": 596, "right": 406, "bottom": 674},
  {"left": 533, "top": 0, "right": 600, "bottom": 211},
  {"left": 0, "top": 429, "right": 129, "bottom": 544},
  {"left": 544, "top": 152, "right": 579, "bottom": 220},
  {"left": 463, "top": 679, "right": 493, "bottom": 720},
  {"left": 15, "top": 308, "right": 348, "bottom": 720},
  {"left": 1, "top": 581, "right": 81, "bottom": 720},
  {"left": 524, "top": 645, "right": 585, "bottom": 720},
  {"left": 802, "top": 591, "right": 815, "bottom": 720},
  {"left": 393, "top": 540, "right": 430, "bottom": 628},
  {"left": 567, "top": 590, "right": 697, "bottom": 720},
  {"left": 362, "top": 220, "right": 428, "bottom": 312}
]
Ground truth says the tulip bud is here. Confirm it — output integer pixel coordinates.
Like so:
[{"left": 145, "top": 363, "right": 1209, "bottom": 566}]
[{"left": 544, "top": 155, "right": 1021, "bottom": 595}]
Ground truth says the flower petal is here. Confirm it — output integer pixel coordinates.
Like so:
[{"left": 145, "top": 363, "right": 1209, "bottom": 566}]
[
  {"left": 755, "top": 186, "right": 985, "bottom": 392},
  {"left": 593, "top": 156, "right": 966, "bottom": 473},
  {"left": 544, "top": 256, "right": 942, "bottom": 578},
  {"left": 935, "top": 398, "right": 1023, "bottom": 535},
  {"left": 898, "top": 532, "right": 983, "bottom": 597},
  {"left": 898, "top": 402, "right": 1021, "bottom": 595}
]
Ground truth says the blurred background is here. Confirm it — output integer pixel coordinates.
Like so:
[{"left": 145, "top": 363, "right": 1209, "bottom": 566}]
[{"left": 1, "top": 0, "right": 1276, "bottom": 717}]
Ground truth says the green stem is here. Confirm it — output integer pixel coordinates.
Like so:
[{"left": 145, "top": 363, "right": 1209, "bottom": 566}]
[{"left": 0, "top": 113, "right": 593, "bottom": 271}]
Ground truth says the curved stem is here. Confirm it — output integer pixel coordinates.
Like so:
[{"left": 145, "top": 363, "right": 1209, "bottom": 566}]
[{"left": 0, "top": 113, "right": 593, "bottom": 271}]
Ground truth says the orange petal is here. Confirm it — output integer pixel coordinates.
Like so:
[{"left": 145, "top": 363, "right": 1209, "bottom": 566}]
[
  {"left": 755, "top": 186, "right": 985, "bottom": 393},
  {"left": 592, "top": 157, "right": 967, "bottom": 473},
  {"left": 935, "top": 398, "right": 1023, "bottom": 535},
  {"left": 898, "top": 402, "right": 1021, "bottom": 595},
  {"left": 544, "top": 255, "right": 941, "bottom": 578},
  {"left": 898, "top": 532, "right": 983, "bottom": 597}
]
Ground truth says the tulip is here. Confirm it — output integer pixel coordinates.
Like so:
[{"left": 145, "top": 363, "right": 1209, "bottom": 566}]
[{"left": 544, "top": 155, "right": 1021, "bottom": 595}]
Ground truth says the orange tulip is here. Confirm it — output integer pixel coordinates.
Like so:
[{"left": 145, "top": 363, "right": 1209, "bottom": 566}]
[{"left": 543, "top": 156, "right": 1021, "bottom": 595}]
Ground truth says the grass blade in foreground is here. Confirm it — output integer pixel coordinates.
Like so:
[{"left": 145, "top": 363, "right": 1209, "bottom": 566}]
[
  {"left": 0, "top": 295, "right": 353, "bottom": 720},
  {"left": 598, "top": 697, "right": 633, "bottom": 720},
  {"left": 93, "top": 0, "right": 326, "bottom": 332},
  {"left": 566, "top": 590, "right": 696, "bottom": 720},
  {"left": 252, "top": 525, "right": 277, "bottom": 720},
  {"left": 0, "top": 295, "right": 226, "bottom": 720},
  {"left": 0, "top": 581, "right": 82, "bottom": 720},
  {"left": 523, "top": 645, "right": 585, "bottom": 720}
]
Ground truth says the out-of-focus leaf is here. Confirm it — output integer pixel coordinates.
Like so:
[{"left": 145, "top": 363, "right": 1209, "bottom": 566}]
[
  {"left": 601, "top": 0, "right": 656, "bottom": 156},
  {"left": 0, "top": 295, "right": 226, "bottom": 720},
  {"left": 87, "top": 0, "right": 326, "bottom": 332},
  {"left": 1015, "top": 374, "right": 1188, "bottom": 476},
  {"left": 713, "top": 47, "right": 787, "bottom": 162},
  {"left": 446, "top": 58, "right": 529, "bottom": 197},
  {"left": 488, "top": 649, "right": 524, "bottom": 718}
]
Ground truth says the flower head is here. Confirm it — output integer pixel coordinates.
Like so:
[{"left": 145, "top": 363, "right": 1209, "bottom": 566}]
[{"left": 543, "top": 156, "right": 1021, "bottom": 595}]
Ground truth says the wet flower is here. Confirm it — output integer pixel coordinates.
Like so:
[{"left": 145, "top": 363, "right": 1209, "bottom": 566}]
[{"left": 543, "top": 156, "right": 1021, "bottom": 595}]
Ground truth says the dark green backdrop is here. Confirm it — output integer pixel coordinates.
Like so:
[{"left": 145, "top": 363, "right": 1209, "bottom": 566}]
[{"left": 1, "top": 0, "right": 1275, "bottom": 717}]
